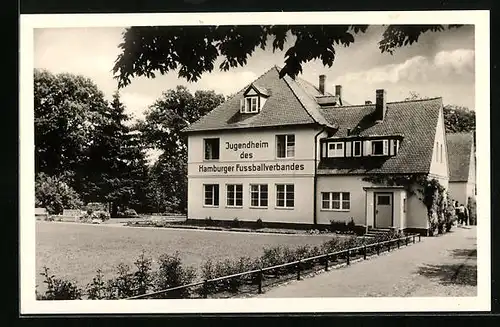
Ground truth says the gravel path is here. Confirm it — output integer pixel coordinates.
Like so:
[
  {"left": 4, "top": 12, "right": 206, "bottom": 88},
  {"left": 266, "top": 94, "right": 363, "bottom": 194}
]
[{"left": 257, "top": 226, "right": 477, "bottom": 298}]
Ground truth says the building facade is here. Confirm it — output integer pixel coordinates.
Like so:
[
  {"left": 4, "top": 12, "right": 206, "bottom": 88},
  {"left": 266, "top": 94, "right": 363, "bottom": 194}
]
[
  {"left": 446, "top": 132, "right": 476, "bottom": 206},
  {"left": 183, "top": 66, "right": 450, "bottom": 234}
]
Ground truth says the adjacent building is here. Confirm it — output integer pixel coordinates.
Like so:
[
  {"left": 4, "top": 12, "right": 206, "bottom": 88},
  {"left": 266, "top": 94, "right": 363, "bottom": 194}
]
[
  {"left": 446, "top": 132, "right": 476, "bottom": 206},
  {"left": 182, "top": 66, "right": 450, "bottom": 234}
]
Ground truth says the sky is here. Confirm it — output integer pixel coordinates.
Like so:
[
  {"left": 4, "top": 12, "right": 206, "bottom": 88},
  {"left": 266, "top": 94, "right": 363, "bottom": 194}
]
[{"left": 34, "top": 25, "right": 475, "bottom": 122}]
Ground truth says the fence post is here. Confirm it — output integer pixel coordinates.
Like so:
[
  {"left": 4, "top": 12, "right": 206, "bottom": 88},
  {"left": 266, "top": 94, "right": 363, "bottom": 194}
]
[
  {"left": 258, "top": 269, "right": 263, "bottom": 294},
  {"left": 363, "top": 245, "right": 367, "bottom": 259},
  {"left": 388, "top": 242, "right": 391, "bottom": 252},
  {"left": 413, "top": 235, "right": 415, "bottom": 244},
  {"left": 297, "top": 261, "right": 302, "bottom": 280},
  {"left": 405, "top": 237, "right": 408, "bottom": 246},
  {"left": 346, "top": 250, "right": 350, "bottom": 265},
  {"left": 376, "top": 244, "right": 380, "bottom": 255},
  {"left": 397, "top": 238, "right": 400, "bottom": 249},
  {"left": 418, "top": 234, "right": 421, "bottom": 242},
  {"left": 324, "top": 255, "right": 329, "bottom": 271},
  {"left": 203, "top": 280, "right": 209, "bottom": 299}
]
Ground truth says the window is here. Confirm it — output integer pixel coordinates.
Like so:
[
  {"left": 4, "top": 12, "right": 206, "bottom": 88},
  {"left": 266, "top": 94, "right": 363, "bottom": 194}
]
[
  {"left": 377, "top": 195, "right": 391, "bottom": 205},
  {"left": 241, "top": 96, "right": 259, "bottom": 113},
  {"left": 250, "top": 184, "right": 268, "bottom": 207},
  {"left": 372, "top": 140, "right": 384, "bottom": 155},
  {"left": 392, "top": 140, "right": 399, "bottom": 155},
  {"left": 353, "top": 141, "right": 362, "bottom": 157},
  {"left": 276, "top": 184, "right": 294, "bottom": 208},
  {"left": 204, "top": 184, "right": 219, "bottom": 206},
  {"left": 204, "top": 138, "right": 220, "bottom": 160},
  {"left": 403, "top": 198, "right": 407, "bottom": 213},
  {"left": 321, "top": 192, "right": 350, "bottom": 210},
  {"left": 245, "top": 97, "right": 258, "bottom": 113},
  {"left": 440, "top": 144, "right": 443, "bottom": 163},
  {"left": 226, "top": 184, "right": 243, "bottom": 207},
  {"left": 328, "top": 142, "right": 344, "bottom": 157},
  {"left": 276, "top": 134, "right": 295, "bottom": 158}
]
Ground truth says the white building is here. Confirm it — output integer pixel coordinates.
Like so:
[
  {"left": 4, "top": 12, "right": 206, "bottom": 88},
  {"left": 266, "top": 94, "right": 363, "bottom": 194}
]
[
  {"left": 183, "top": 66, "right": 449, "bottom": 235},
  {"left": 446, "top": 132, "right": 476, "bottom": 206}
]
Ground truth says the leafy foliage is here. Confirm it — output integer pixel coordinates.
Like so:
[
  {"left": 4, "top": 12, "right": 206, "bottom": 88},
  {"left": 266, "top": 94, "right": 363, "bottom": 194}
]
[
  {"left": 443, "top": 105, "right": 476, "bottom": 133},
  {"left": 113, "top": 25, "right": 461, "bottom": 87},
  {"left": 405, "top": 91, "right": 475, "bottom": 134},
  {"left": 34, "top": 69, "right": 108, "bottom": 178},
  {"left": 35, "top": 173, "right": 83, "bottom": 215},
  {"left": 34, "top": 70, "right": 151, "bottom": 214},
  {"left": 153, "top": 252, "right": 197, "bottom": 298},
  {"left": 37, "top": 267, "right": 82, "bottom": 300},
  {"left": 139, "top": 86, "right": 225, "bottom": 213}
]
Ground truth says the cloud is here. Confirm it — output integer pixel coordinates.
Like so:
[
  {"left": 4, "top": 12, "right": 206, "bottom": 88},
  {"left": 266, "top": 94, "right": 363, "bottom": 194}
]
[{"left": 334, "top": 49, "right": 475, "bottom": 86}]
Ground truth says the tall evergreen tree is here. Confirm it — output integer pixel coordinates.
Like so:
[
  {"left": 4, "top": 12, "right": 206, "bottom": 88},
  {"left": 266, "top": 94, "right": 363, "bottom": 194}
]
[{"left": 83, "top": 91, "right": 149, "bottom": 215}]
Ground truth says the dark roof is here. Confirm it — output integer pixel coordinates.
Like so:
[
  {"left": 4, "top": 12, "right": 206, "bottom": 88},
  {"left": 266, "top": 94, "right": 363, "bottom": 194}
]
[
  {"left": 317, "top": 98, "right": 443, "bottom": 175},
  {"left": 182, "top": 66, "right": 336, "bottom": 133},
  {"left": 446, "top": 132, "right": 474, "bottom": 182}
]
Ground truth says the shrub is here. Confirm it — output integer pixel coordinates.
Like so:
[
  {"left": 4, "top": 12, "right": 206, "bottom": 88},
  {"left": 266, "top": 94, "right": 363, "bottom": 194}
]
[
  {"left": 86, "top": 269, "right": 106, "bottom": 300},
  {"left": 467, "top": 196, "right": 477, "bottom": 225},
  {"left": 330, "top": 220, "right": 348, "bottom": 233},
  {"left": 37, "top": 267, "right": 82, "bottom": 300},
  {"left": 107, "top": 263, "right": 135, "bottom": 299},
  {"left": 154, "top": 252, "right": 196, "bottom": 298},
  {"left": 444, "top": 197, "right": 457, "bottom": 232},
  {"left": 35, "top": 173, "right": 83, "bottom": 215},
  {"left": 231, "top": 217, "right": 241, "bottom": 228},
  {"left": 132, "top": 251, "right": 153, "bottom": 296},
  {"left": 256, "top": 218, "right": 264, "bottom": 229},
  {"left": 205, "top": 216, "right": 214, "bottom": 226},
  {"left": 347, "top": 218, "right": 356, "bottom": 233}
]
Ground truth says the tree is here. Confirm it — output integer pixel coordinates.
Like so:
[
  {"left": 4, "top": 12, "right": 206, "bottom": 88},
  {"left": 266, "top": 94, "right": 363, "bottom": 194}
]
[
  {"left": 138, "top": 86, "right": 225, "bottom": 213},
  {"left": 35, "top": 173, "right": 83, "bottom": 215},
  {"left": 404, "top": 91, "right": 475, "bottom": 134},
  {"left": 82, "top": 91, "right": 150, "bottom": 215},
  {"left": 34, "top": 69, "right": 109, "bottom": 179},
  {"left": 442, "top": 105, "right": 475, "bottom": 134},
  {"left": 113, "top": 25, "right": 462, "bottom": 87}
]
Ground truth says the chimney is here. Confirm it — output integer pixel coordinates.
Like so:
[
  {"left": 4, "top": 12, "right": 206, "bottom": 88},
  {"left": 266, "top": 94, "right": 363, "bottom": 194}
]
[
  {"left": 335, "top": 85, "right": 342, "bottom": 99},
  {"left": 375, "top": 89, "right": 387, "bottom": 121},
  {"left": 365, "top": 100, "right": 372, "bottom": 105},
  {"left": 319, "top": 75, "right": 326, "bottom": 94}
]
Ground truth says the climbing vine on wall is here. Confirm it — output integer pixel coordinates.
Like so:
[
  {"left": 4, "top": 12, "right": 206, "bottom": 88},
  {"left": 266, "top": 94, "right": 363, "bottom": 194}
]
[{"left": 362, "top": 174, "right": 451, "bottom": 235}]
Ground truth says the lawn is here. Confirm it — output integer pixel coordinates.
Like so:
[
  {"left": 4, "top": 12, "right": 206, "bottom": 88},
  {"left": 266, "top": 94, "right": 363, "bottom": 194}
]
[{"left": 36, "top": 221, "right": 335, "bottom": 291}]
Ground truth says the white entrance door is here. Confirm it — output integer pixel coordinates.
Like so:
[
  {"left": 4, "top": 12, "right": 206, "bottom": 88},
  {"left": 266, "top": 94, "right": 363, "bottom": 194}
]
[{"left": 375, "top": 193, "right": 393, "bottom": 228}]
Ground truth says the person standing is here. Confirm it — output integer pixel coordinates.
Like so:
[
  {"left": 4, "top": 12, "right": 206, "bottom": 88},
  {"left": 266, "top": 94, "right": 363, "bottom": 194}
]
[
  {"left": 464, "top": 205, "right": 469, "bottom": 226},
  {"left": 457, "top": 203, "right": 466, "bottom": 225}
]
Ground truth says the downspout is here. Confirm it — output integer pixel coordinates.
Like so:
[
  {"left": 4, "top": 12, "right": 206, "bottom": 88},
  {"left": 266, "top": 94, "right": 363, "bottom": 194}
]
[{"left": 313, "top": 127, "right": 325, "bottom": 226}]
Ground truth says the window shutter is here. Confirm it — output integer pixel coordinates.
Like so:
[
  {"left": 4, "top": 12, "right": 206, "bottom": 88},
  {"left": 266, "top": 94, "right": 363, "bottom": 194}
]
[
  {"left": 383, "top": 140, "right": 389, "bottom": 155},
  {"left": 363, "top": 140, "right": 371, "bottom": 156},
  {"left": 345, "top": 141, "right": 352, "bottom": 157},
  {"left": 240, "top": 99, "right": 245, "bottom": 113},
  {"left": 389, "top": 139, "right": 394, "bottom": 156},
  {"left": 322, "top": 142, "right": 327, "bottom": 158},
  {"left": 258, "top": 96, "right": 261, "bottom": 110}
]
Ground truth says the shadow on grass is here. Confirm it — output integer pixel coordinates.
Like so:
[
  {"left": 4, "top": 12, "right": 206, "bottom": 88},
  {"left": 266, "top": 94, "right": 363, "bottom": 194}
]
[
  {"left": 417, "top": 263, "right": 477, "bottom": 286},
  {"left": 450, "top": 248, "right": 477, "bottom": 259}
]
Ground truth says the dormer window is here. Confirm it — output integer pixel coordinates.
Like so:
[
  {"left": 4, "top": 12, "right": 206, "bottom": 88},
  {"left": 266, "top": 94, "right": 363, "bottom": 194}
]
[
  {"left": 240, "top": 83, "right": 269, "bottom": 114},
  {"left": 245, "top": 96, "right": 258, "bottom": 113},
  {"left": 371, "top": 140, "right": 389, "bottom": 156}
]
